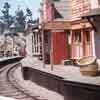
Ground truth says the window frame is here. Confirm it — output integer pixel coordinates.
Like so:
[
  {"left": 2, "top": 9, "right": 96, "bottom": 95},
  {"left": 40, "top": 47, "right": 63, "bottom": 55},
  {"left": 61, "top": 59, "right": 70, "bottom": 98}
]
[{"left": 73, "top": 30, "right": 82, "bottom": 44}]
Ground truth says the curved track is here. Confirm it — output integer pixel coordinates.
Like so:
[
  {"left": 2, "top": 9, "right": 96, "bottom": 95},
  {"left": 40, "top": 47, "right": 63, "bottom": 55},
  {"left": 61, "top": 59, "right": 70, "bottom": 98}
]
[{"left": 0, "top": 62, "right": 36, "bottom": 100}]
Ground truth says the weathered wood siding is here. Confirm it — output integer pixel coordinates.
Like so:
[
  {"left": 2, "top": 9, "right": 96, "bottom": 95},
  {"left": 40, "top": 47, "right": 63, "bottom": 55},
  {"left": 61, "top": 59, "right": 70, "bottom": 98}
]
[
  {"left": 71, "top": 44, "right": 83, "bottom": 59},
  {"left": 43, "top": 0, "right": 54, "bottom": 22},
  {"left": 72, "top": 0, "right": 91, "bottom": 20},
  {"left": 53, "top": 0, "right": 72, "bottom": 20}
]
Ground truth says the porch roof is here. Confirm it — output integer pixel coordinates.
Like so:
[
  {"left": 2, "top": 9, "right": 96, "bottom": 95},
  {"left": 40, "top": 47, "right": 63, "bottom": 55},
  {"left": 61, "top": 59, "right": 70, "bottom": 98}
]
[{"left": 81, "top": 8, "right": 100, "bottom": 18}]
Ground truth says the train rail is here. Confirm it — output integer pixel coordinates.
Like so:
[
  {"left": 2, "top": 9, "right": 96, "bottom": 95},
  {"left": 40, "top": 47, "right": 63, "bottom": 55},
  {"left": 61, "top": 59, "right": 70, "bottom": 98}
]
[{"left": 0, "top": 61, "right": 37, "bottom": 100}]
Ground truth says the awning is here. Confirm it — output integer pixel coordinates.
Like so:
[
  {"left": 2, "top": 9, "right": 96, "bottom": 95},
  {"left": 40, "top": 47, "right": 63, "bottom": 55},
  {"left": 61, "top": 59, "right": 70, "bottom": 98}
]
[{"left": 82, "top": 8, "right": 100, "bottom": 18}]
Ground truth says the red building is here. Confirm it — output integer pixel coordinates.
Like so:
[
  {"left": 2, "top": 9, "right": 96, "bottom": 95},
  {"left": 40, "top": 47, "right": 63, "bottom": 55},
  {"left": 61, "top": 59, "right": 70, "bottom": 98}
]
[
  {"left": 41, "top": 0, "right": 72, "bottom": 64},
  {"left": 41, "top": 0, "right": 97, "bottom": 64},
  {"left": 43, "top": 21, "right": 71, "bottom": 64}
]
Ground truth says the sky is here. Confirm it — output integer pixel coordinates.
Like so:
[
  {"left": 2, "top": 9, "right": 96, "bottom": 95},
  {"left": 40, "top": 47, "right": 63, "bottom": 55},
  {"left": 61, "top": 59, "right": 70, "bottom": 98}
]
[{"left": 0, "top": 0, "right": 41, "bottom": 19}]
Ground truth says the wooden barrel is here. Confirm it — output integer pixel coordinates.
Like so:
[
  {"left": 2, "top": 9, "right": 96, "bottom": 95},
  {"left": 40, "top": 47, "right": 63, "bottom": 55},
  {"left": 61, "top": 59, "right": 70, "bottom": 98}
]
[
  {"left": 76, "top": 56, "right": 97, "bottom": 66},
  {"left": 76, "top": 56, "right": 98, "bottom": 76},
  {"left": 80, "top": 64, "right": 98, "bottom": 76}
]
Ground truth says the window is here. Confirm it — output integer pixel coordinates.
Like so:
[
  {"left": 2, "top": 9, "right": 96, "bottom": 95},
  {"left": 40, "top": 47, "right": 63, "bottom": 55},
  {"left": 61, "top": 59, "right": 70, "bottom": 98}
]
[
  {"left": 85, "top": 30, "right": 90, "bottom": 43},
  {"left": 74, "top": 30, "right": 81, "bottom": 43},
  {"left": 66, "top": 31, "right": 71, "bottom": 45}
]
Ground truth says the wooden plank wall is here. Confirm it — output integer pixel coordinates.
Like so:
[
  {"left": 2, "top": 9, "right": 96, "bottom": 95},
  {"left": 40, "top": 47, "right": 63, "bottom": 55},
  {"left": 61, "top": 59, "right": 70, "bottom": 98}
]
[
  {"left": 72, "top": 0, "right": 91, "bottom": 20},
  {"left": 54, "top": 0, "right": 72, "bottom": 20}
]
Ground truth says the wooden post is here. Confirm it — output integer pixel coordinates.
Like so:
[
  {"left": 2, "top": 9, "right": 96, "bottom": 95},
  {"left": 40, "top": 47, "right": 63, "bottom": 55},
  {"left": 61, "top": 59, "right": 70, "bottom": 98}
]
[
  {"left": 38, "top": 33, "right": 40, "bottom": 55},
  {"left": 81, "top": 29, "right": 83, "bottom": 57},
  {"left": 32, "top": 33, "right": 34, "bottom": 55},
  {"left": 50, "top": 31, "right": 53, "bottom": 71},
  {"left": 12, "top": 37, "right": 14, "bottom": 56},
  {"left": 91, "top": 30, "right": 95, "bottom": 56},
  {"left": 70, "top": 30, "right": 73, "bottom": 59},
  {"left": 82, "top": 29, "right": 85, "bottom": 57},
  {"left": 42, "top": 23, "right": 45, "bottom": 68},
  {"left": 90, "top": 29, "right": 93, "bottom": 56}
]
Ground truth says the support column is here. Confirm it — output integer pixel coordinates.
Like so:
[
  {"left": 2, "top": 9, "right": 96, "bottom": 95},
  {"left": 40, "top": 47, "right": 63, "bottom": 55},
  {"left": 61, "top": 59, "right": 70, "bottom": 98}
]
[
  {"left": 82, "top": 29, "right": 86, "bottom": 57},
  {"left": 50, "top": 31, "right": 53, "bottom": 70},
  {"left": 35, "top": 33, "right": 37, "bottom": 54},
  {"left": 32, "top": 34, "right": 33, "bottom": 55},
  {"left": 42, "top": 29, "right": 45, "bottom": 68},
  {"left": 33, "top": 33, "right": 35, "bottom": 54},
  {"left": 38, "top": 33, "right": 40, "bottom": 55},
  {"left": 70, "top": 30, "right": 73, "bottom": 59},
  {"left": 81, "top": 29, "right": 84, "bottom": 57},
  {"left": 91, "top": 30, "right": 95, "bottom": 56},
  {"left": 12, "top": 37, "right": 14, "bottom": 56},
  {"left": 71, "top": 30, "right": 75, "bottom": 59},
  {"left": 34, "top": 33, "right": 36, "bottom": 54}
]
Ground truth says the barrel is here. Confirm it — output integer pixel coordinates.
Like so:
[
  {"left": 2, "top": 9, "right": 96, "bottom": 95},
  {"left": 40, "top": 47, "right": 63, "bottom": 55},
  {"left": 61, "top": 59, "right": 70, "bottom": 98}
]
[
  {"left": 76, "top": 56, "right": 98, "bottom": 76},
  {"left": 80, "top": 64, "right": 98, "bottom": 76}
]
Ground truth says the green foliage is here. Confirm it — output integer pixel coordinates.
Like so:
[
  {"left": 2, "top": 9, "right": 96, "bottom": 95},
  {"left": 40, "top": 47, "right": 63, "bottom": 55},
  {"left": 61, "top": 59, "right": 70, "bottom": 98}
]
[
  {"left": 0, "top": 2, "right": 34, "bottom": 33},
  {"left": 26, "top": 8, "right": 32, "bottom": 16},
  {"left": 15, "top": 9, "right": 25, "bottom": 32},
  {"left": 1, "top": 2, "right": 14, "bottom": 28}
]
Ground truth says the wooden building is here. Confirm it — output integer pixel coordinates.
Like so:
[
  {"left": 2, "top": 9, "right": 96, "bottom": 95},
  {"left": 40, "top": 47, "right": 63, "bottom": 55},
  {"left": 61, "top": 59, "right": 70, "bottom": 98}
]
[
  {"left": 32, "top": 25, "right": 42, "bottom": 57},
  {"left": 43, "top": 21, "right": 71, "bottom": 64},
  {"left": 40, "top": 0, "right": 99, "bottom": 64},
  {"left": 41, "top": 0, "right": 72, "bottom": 64},
  {"left": 71, "top": 0, "right": 99, "bottom": 59},
  {"left": 81, "top": 0, "right": 100, "bottom": 59},
  {"left": 71, "top": 0, "right": 94, "bottom": 59},
  {"left": 25, "top": 23, "right": 42, "bottom": 58}
]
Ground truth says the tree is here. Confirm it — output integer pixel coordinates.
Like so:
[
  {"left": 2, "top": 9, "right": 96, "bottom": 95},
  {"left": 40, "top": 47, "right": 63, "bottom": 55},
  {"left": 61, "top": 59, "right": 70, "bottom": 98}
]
[
  {"left": 1, "top": 2, "right": 13, "bottom": 28},
  {"left": 15, "top": 8, "right": 26, "bottom": 32},
  {"left": 26, "top": 8, "right": 33, "bottom": 23},
  {"left": 26, "top": 8, "right": 39, "bottom": 24},
  {"left": 26, "top": 8, "right": 32, "bottom": 17}
]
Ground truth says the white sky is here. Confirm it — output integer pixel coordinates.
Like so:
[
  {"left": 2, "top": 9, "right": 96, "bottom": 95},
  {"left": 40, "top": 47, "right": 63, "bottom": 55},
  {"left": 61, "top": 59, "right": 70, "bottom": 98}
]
[{"left": 0, "top": 0, "right": 41, "bottom": 19}]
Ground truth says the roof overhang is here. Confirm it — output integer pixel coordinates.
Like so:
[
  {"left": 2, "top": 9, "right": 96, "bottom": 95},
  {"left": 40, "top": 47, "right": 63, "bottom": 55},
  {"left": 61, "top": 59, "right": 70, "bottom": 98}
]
[
  {"left": 82, "top": 8, "right": 100, "bottom": 18},
  {"left": 81, "top": 8, "right": 100, "bottom": 32}
]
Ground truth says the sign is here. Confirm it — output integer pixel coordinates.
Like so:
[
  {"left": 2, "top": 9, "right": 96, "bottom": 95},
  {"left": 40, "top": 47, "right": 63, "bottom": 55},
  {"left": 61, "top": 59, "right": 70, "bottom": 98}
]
[{"left": 44, "top": 21, "right": 71, "bottom": 30}]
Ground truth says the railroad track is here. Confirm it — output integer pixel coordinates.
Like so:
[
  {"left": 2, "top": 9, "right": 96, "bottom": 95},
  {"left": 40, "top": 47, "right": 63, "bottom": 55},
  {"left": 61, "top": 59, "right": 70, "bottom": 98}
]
[{"left": 0, "top": 62, "right": 37, "bottom": 100}]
